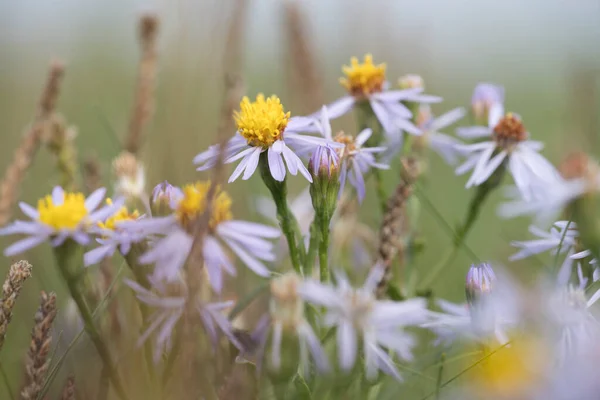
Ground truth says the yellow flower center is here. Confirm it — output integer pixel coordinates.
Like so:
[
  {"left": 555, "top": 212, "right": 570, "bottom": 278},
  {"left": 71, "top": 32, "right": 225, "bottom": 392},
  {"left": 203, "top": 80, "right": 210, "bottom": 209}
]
[
  {"left": 175, "top": 181, "right": 232, "bottom": 232},
  {"left": 98, "top": 200, "right": 140, "bottom": 230},
  {"left": 234, "top": 94, "right": 290, "bottom": 147},
  {"left": 37, "top": 192, "right": 89, "bottom": 230},
  {"left": 334, "top": 131, "right": 357, "bottom": 156},
  {"left": 471, "top": 340, "right": 545, "bottom": 398},
  {"left": 340, "top": 54, "right": 386, "bottom": 98}
]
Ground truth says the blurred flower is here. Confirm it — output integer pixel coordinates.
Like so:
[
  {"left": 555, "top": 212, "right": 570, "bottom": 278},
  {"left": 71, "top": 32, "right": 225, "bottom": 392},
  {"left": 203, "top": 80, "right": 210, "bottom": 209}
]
[
  {"left": 125, "top": 278, "right": 241, "bottom": 363},
  {"left": 470, "top": 82, "right": 505, "bottom": 125},
  {"left": 408, "top": 104, "right": 466, "bottom": 165},
  {"left": 83, "top": 202, "right": 145, "bottom": 266},
  {"left": 315, "top": 54, "right": 441, "bottom": 138},
  {"left": 195, "top": 94, "right": 335, "bottom": 183},
  {"left": 298, "top": 265, "right": 428, "bottom": 380},
  {"left": 246, "top": 273, "right": 328, "bottom": 376},
  {"left": 122, "top": 181, "right": 279, "bottom": 293},
  {"left": 0, "top": 187, "right": 123, "bottom": 256},
  {"left": 456, "top": 111, "right": 559, "bottom": 200}
]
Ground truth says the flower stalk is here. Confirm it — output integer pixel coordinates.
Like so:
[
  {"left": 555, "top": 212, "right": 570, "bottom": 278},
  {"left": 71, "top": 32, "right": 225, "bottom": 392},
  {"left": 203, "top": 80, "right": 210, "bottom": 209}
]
[
  {"left": 259, "top": 152, "right": 305, "bottom": 273},
  {"left": 53, "top": 240, "right": 129, "bottom": 400}
]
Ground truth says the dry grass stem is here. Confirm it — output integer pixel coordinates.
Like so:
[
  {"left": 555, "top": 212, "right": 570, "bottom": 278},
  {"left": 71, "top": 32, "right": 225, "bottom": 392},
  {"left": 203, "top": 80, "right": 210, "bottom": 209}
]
[
  {"left": 0, "top": 61, "right": 65, "bottom": 226},
  {"left": 283, "top": 0, "right": 324, "bottom": 112},
  {"left": 0, "top": 260, "right": 33, "bottom": 352},
  {"left": 376, "top": 157, "right": 421, "bottom": 298},
  {"left": 125, "top": 13, "right": 160, "bottom": 155},
  {"left": 21, "top": 291, "right": 58, "bottom": 400}
]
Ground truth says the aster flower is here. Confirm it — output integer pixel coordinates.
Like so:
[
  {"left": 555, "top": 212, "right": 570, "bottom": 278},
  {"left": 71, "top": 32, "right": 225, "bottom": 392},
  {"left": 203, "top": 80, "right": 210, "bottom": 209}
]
[
  {"left": 125, "top": 278, "right": 241, "bottom": 363},
  {"left": 195, "top": 94, "right": 334, "bottom": 183},
  {"left": 455, "top": 110, "right": 559, "bottom": 200},
  {"left": 0, "top": 186, "right": 123, "bottom": 256},
  {"left": 317, "top": 54, "right": 441, "bottom": 139},
  {"left": 245, "top": 273, "right": 328, "bottom": 375},
  {"left": 298, "top": 265, "right": 428, "bottom": 380},
  {"left": 310, "top": 106, "right": 389, "bottom": 202},
  {"left": 407, "top": 104, "right": 466, "bottom": 165},
  {"left": 122, "top": 181, "right": 279, "bottom": 293},
  {"left": 83, "top": 203, "right": 146, "bottom": 266}
]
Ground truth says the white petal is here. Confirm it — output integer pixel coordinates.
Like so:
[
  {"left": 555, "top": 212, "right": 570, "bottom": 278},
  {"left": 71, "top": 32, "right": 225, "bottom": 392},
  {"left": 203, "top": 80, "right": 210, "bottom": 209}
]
[
  {"left": 456, "top": 126, "right": 492, "bottom": 139},
  {"left": 429, "top": 107, "right": 466, "bottom": 132},
  {"left": 473, "top": 150, "right": 507, "bottom": 185},
  {"left": 229, "top": 151, "right": 254, "bottom": 183},
  {"left": 85, "top": 188, "right": 106, "bottom": 211},
  {"left": 242, "top": 147, "right": 262, "bottom": 180},
  {"left": 51, "top": 186, "right": 65, "bottom": 205},
  {"left": 267, "top": 147, "right": 286, "bottom": 181},
  {"left": 355, "top": 128, "right": 373, "bottom": 146},
  {"left": 338, "top": 321, "right": 357, "bottom": 370}
]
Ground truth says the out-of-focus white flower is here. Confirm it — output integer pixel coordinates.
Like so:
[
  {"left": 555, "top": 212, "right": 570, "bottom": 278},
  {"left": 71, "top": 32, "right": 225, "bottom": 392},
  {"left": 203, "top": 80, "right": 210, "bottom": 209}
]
[
  {"left": 0, "top": 186, "right": 123, "bottom": 256},
  {"left": 246, "top": 273, "right": 329, "bottom": 375},
  {"left": 298, "top": 265, "right": 428, "bottom": 380},
  {"left": 112, "top": 151, "right": 146, "bottom": 200}
]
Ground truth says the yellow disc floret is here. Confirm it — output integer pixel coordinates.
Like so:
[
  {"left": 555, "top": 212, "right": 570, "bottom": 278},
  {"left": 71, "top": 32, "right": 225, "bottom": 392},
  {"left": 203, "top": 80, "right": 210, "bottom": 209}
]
[
  {"left": 98, "top": 200, "right": 140, "bottom": 230},
  {"left": 340, "top": 54, "right": 386, "bottom": 98},
  {"left": 175, "top": 181, "right": 232, "bottom": 232},
  {"left": 234, "top": 94, "right": 290, "bottom": 148},
  {"left": 37, "top": 192, "right": 88, "bottom": 230}
]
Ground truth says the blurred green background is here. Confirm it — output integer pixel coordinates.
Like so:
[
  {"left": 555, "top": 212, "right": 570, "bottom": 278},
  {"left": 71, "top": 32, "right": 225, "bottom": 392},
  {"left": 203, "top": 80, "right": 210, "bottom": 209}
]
[{"left": 0, "top": 0, "right": 599, "bottom": 397}]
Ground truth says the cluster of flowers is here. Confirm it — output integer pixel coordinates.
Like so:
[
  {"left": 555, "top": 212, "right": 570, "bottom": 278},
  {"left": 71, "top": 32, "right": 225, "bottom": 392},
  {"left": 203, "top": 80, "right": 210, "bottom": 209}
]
[{"left": 2, "top": 54, "right": 600, "bottom": 398}]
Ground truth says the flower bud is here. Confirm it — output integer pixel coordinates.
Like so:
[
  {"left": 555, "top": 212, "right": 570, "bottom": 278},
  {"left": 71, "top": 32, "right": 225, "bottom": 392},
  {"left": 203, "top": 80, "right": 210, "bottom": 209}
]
[
  {"left": 308, "top": 145, "right": 341, "bottom": 220},
  {"left": 398, "top": 74, "right": 424, "bottom": 90},
  {"left": 471, "top": 83, "right": 504, "bottom": 126},
  {"left": 150, "top": 181, "right": 181, "bottom": 217},
  {"left": 465, "top": 262, "right": 496, "bottom": 306}
]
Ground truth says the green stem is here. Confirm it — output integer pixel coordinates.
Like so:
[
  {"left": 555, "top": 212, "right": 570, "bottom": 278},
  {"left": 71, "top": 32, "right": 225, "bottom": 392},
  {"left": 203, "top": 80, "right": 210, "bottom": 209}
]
[
  {"left": 435, "top": 353, "right": 446, "bottom": 400},
  {"left": 372, "top": 168, "right": 388, "bottom": 214},
  {"left": 306, "top": 220, "right": 321, "bottom": 277},
  {"left": 259, "top": 152, "right": 304, "bottom": 273},
  {"left": 319, "top": 216, "right": 330, "bottom": 282},
  {"left": 54, "top": 242, "right": 129, "bottom": 400}
]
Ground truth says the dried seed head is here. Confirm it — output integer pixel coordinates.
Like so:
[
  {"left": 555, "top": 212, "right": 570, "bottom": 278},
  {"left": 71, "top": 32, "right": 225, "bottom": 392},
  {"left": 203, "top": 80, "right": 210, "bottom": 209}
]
[
  {"left": 21, "top": 291, "right": 57, "bottom": 400},
  {"left": 559, "top": 151, "right": 594, "bottom": 180},
  {"left": 492, "top": 113, "right": 527, "bottom": 149},
  {"left": 0, "top": 260, "right": 33, "bottom": 351},
  {"left": 112, "top": 151, "right": 139, "bottom": 180},
  {"left": 60, "top": 376, "right": 75, "bottom": 400},
  {"left": 398, "top": 74, "right": 424, "bottom": 90}
]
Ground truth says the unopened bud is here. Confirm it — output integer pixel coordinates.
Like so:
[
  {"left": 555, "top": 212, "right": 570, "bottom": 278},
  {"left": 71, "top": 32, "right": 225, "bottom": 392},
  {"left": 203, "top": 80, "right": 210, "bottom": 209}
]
[
  {"left": 150, "top": 181, "right": 181, "bottom": 217},
  {"left": 465, "top": 262, "right": 496, "bottom": 305},
  {"left": 471, "top": 83, "right": 504, "bottom": 126},
  {"left": 309, "top": 145, "right": 341, "bottom": 220}
]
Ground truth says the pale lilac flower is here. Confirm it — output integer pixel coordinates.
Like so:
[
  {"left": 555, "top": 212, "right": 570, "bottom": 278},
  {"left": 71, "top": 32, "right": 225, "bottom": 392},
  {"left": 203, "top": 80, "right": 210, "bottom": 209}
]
[
  {"left": 125, "top": 278, "right": 241, "bottom": 363},
  {"left": 194, "top": 94, "right": 334, "bottom": 183},
  {"left": 318, "top": 55, "right": 441, "bottom": 140},
  {"left": 298, "top": 265, "right": 428, "bottom": 380},
  {"left": 150, "top": 181, "right": 183, "bottom": 217},
  {"left": 455, "top": 110, "right": 559, "bottom": 200},
  {"left": 0, "top": 186, "right": 123, "bottom": 256},
  {"left": 310, "top": 106, "right": 389, "bottom": 202},
  {"left": 414, "top": 105, "right": 467, "bottom": 165},
  {"left": 121, "top": 182, "right": 280, "bottom": 293}
]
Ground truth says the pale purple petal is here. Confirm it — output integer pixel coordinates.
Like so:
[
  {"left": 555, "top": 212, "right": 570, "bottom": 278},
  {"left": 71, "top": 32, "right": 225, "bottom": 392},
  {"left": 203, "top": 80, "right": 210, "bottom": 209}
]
[
  {"left": 321, "top": 96, "right": 355, "bottom": 120},
  {"left": 395, "top": 118, "right": 421, "bottom": 136},
  {"left": 226, "top": 146, "right": 255, "bottom": 163},
  {"left": 268, "top": 147, "right": 286, "bottom": 181},
  {"left": 242, "top": 147, "right": 262, "bottom": 180},
  {"left": 429, "top": 108, "right": 466, "bottom": 132},
  {"left": 370, "top": 99, "right": 398, "bottom": 134},
  {"left": 338, "top": 321, "right": 357, "bottom": 370},
  {"left": 465, "top": 145, "right": 496, "bottom": 188},
  {"left": 371, "top": 88, "right": 422, "bottom": 102},
  {"left": 355, "top": 129, "right": 373, "bottom": 147},
  {"left": 18, "top": 202, "right": 39, "bottom": 219},
  {"left": 51, "top": 186, "right": 65, "bottom": 205},
  {"left": 271, "top": 321, "right": 283, "bottom": 369},
  {"left": 219, "top": 220, "right": 280, "bottom": 238},
  {"left": 473, "top": 150, "right": 507, "bottom": 185},
  {"left": 229, "top": 150, "right": 254, "bottom": 183},
  {"left": 84, "top": 244, "right": 116, "bottom": 266},
  {"left": 222, "top": 237, "right": 271, "bottom": 277},
  {"left": 456, "top": 126, "right": 492, "bottom": 139},
  {"left": 4, "top": 235, "right": 47, "bottom": 256},
  {"left": 84, "top": 188, "right": 106, "bottom": 211}
]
